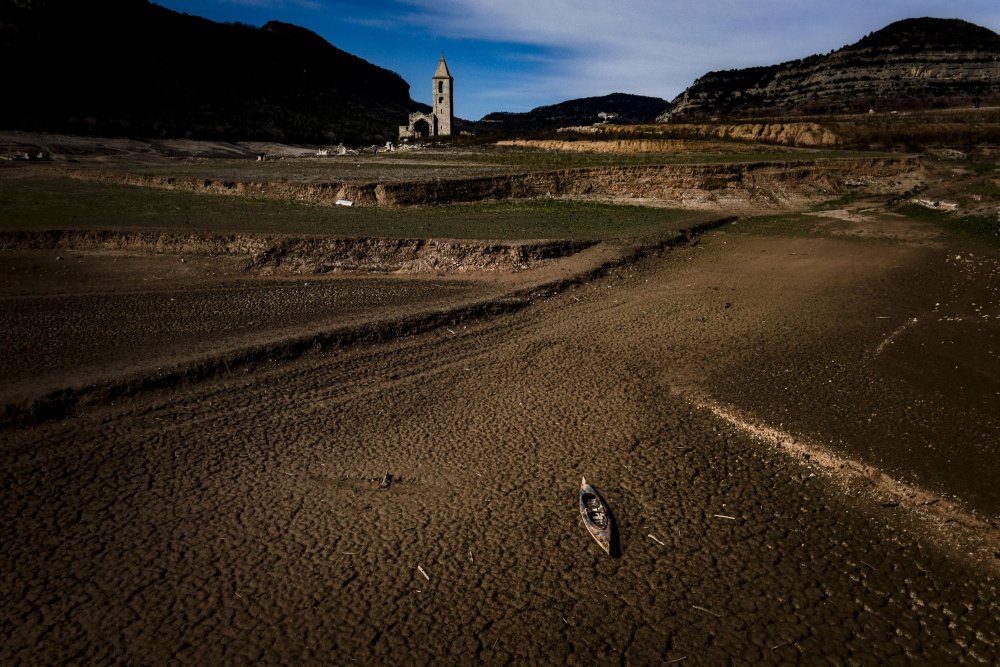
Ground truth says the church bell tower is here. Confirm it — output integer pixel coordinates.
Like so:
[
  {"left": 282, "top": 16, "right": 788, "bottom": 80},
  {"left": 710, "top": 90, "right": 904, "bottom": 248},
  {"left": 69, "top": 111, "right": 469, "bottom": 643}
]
[{"left": 432, "top": 54, "right": 453, "bottom": 136}]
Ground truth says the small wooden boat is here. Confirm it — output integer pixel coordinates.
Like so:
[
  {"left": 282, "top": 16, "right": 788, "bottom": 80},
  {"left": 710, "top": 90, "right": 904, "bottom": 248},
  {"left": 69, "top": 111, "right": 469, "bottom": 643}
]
[{"left": 579, "top": 477, "right": 612, "bottom": 555}]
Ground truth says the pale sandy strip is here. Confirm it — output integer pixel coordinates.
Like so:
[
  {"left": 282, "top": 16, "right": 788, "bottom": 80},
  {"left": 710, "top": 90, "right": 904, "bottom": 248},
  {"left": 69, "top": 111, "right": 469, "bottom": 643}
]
[
  {"left": 692, "top": 396, "right": 1000, "bottom": 569},
  {"left": 873, "top": 317, "right": 919, "bottom": 358}
]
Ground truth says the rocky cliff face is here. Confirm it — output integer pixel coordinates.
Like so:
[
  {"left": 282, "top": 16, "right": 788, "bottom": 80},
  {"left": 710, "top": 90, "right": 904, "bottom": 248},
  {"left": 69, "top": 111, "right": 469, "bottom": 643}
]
[{"left": 665, "top": 18, "right": 1000, "bottom": 118}]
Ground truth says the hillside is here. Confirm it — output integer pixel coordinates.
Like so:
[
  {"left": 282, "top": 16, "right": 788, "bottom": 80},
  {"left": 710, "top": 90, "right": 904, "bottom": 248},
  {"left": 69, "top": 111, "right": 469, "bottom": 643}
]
[
  {"left": 665, "top": 18, "right": 1000, "bottom": 118},
  {"left": 0, "top": 0, "right": 420, "bottom": 144},
  {"left": 479, "top": 93, "right": 669, "bottom": 134}
]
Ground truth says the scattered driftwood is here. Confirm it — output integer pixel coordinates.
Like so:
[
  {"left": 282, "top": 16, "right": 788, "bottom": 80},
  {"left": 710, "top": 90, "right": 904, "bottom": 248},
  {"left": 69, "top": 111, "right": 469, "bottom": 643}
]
[
  {"left": 692, "top": 605, "right": 722, "bottom": 618},
  {"left": 648, "top": 534, "right": 665, "bottom": 546},
  {"left": 379, "top": 472, "right": 393, "bottom": 489},
  {"left": 416, "top": 564, "right": 430, "bottom": 581}
]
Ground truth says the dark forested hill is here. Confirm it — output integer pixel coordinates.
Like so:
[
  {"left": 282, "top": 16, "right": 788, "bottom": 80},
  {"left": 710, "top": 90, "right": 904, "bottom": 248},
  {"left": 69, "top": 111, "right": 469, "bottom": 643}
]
[
  {"left": 479, "top": 93, "right": 669, "bottom": 134},
  {"left": 665, "top": 17, "right": 1000, "bottom": 118},
  {"left": 0, "top": 0, "right": 420, "bottom": 143}
]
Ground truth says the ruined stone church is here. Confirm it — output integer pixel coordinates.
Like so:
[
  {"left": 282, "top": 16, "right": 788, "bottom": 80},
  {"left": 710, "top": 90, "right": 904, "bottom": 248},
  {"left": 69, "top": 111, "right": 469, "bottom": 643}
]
[{"left": 399, "top": 54, "right": 453, "bottom": 140}]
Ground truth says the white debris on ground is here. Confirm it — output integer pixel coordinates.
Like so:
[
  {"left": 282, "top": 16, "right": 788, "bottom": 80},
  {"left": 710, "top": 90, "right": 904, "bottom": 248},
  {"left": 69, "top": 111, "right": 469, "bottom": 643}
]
[{"left": 911, "top": 198, "right": 959, "bottom": 212}]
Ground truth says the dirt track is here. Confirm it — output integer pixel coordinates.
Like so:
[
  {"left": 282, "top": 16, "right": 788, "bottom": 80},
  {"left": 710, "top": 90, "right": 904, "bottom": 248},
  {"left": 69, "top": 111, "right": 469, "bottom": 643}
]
[{"left": 2, "top": 213, "right": 998, "bottom": 663}]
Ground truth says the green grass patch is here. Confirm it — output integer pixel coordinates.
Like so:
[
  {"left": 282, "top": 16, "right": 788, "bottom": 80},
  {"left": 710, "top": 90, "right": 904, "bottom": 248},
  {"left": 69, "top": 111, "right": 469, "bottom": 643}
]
[
  {"left": 62, "top": 145, "right": 889, "bottom": 184},
  {"left": 0, "top": 170, "right": 717, "bottom": 241},
  {"left": 723, "top": 212, "right": 821, "bottom": 238},
  {"left": 963, "top": 180, "right": 1000, "bottom": 198},
  {"left": 963, "top": 160, "right": 999, "bottom": 177},
  {"left": 808, "top": 190, "right": 866, "bottom": 211},
  {"left": 894, "top": 203, "right": 1000, "bottom": 247}
]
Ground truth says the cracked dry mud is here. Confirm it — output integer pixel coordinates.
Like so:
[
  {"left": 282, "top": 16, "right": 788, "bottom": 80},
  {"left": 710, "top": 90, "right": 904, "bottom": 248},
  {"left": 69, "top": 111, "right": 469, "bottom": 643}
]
[{"left": 2, "top": 219, "right": 999, "bottom": 664}]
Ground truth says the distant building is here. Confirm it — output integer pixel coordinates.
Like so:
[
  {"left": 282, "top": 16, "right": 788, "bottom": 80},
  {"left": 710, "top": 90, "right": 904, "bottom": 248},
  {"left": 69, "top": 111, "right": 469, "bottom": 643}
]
[{"left": 399, "top": 54, "right": 454, "bottom": 140}]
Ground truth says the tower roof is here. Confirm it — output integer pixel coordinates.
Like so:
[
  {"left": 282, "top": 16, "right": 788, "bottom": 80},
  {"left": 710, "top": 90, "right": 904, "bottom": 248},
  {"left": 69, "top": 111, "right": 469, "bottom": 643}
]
[{"left": 433, "top": 53, "right": 452, "bottom": 79}]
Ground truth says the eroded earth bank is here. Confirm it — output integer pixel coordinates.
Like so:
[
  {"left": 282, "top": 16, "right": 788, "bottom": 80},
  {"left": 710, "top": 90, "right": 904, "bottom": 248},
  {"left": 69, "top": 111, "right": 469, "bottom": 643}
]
[
  {"left": 2, "top": 206, "right": 998, "bottom": 663},
  {"left": 60, "top": 156, "right": 917, "bottom": 211}
]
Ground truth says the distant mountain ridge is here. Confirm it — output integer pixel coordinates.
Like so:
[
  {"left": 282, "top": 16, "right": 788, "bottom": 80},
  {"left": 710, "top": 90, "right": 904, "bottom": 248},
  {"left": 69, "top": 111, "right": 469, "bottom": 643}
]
[
  {"left": 479, "top": 93, "right": 670, "bottom": 134},
  {"left": 665, "top": 18, "right": 1000, "bottom": 118},
  {"left": 5, "top": 5, "right": 997, "bottom": 143},
  {"left": 0, "top": 0, "right": 421, "bottom": 143}
]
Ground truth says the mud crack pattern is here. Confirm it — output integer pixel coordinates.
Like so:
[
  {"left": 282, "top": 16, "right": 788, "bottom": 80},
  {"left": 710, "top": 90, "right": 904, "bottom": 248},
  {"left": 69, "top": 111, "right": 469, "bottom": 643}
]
[{"left": 2, "top": 230, "right": 998, "bottom": 664}]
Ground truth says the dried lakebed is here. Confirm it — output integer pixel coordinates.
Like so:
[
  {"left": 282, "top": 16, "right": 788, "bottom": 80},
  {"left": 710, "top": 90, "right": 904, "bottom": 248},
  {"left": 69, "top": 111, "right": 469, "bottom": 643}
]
[
  {"left": 0, "top": 230, "right": 674, "bottom": 425},
  {"left": 1, "top": 216, "right": 998, "bottom": 664}
]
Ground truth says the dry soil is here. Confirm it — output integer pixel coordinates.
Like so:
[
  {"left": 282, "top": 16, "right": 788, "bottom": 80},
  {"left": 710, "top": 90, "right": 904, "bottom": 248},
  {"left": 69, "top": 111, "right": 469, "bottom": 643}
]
[{"left": 2, "top": 211, "right": 998, "bottom": 664}]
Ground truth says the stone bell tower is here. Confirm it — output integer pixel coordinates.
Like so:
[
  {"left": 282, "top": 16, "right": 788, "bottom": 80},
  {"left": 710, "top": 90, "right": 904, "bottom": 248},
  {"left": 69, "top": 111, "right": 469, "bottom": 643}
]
[
  {"left": 399, "top": 54, "right": 455, "bottom": 140},
  {"left": 432, "top": 53, "right": 453, "bottom": 136}
]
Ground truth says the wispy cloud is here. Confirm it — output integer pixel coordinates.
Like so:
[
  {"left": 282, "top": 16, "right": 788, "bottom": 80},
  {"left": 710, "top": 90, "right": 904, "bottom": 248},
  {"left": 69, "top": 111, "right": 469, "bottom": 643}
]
[
  {"left": 178, "top": 0, "right": 1000, "bottom": 117},
  {"left": 220, "top": 0, "right": 321, "bottom": 9},
  {"left": 397, "top": 0, "right": 1000, "bottom": 105}
]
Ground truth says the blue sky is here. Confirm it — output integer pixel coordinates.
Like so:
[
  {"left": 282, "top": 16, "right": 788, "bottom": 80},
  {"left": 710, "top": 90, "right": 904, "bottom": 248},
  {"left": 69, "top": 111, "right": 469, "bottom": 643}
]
[{"left": 154, "top": 0, "right": 1000, "bottom": 121}]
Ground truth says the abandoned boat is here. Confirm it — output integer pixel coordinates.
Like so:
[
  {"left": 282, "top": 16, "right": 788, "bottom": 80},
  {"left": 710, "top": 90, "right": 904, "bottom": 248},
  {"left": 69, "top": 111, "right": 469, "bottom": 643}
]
[{"left": 579, "top": 477, "right": 612, "bottom": 555}]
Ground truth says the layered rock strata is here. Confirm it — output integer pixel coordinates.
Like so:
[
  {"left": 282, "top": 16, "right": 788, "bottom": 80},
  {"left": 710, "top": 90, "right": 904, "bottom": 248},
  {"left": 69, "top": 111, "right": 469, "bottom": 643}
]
[{"left": 665, "top": 18, "right": 1000, "bottom": 118}]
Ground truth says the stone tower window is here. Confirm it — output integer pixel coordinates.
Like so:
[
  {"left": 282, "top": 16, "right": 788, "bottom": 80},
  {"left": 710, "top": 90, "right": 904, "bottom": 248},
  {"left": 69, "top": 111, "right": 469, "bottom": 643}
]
[{"left": 438, "top": 81, "right": 444, "bottom": 93}]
